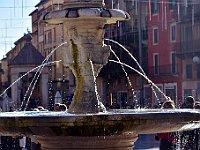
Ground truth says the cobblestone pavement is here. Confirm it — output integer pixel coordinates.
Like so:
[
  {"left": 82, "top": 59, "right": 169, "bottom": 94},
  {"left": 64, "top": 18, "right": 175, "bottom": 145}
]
[{"left": 133, "top": 134, "right": 160, "bottom": 150}]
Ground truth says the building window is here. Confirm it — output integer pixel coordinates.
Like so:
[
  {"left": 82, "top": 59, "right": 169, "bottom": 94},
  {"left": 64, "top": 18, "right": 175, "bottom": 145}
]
[
  {"left": 117, "top": 91, "right": 128, "bottom": 108},
  {"left": 171, "top": 53, "right": 176, "bottom": 74},
  {"left": 170, "top": 23, "right": 176, "bottom": 42},
  {"left": 153, "top": 27, "right": 159, "bottom": 45},
  {"left": 39, "top": 26, "right": 44, "bottom": 36},
  {"left": 154, "top": 53, "right": 159, "bottom": 75},
  {"left": 54, "top": 28, "right": 56, "bottom": 42},
  {"left": 169, "top": 0, "right": 176, "bottom": 10},
  {"left": 186, "top": 64, "right": 192, "bottom": 79},
  {"left": 184, "top": 89, "right": 192, "bottom": 99},
  {"left": 48, "top": 49, "right": 52, "bottom": 62},
  {"left": 151, "top": 0, "right": 159, "bottom": 14},
  {"left": 48, "top": 31, "right": 52, "bottom": 43},
  {"left": 45, "top": 30, "right": 52, "bottom": 44},
  {"left": 197, "top": 64, "right": 200, "bottom": 79},
  {"left": 44, "top": 34, "right": 47, "bottom": 44}
]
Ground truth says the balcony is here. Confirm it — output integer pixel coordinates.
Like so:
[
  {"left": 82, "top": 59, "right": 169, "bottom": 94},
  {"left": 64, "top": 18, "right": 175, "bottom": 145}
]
[
  {"left": 176, "top": 40, "right": 200, "bottom": 59},
  {"left": 148, "top": 65, "right": 179, "bottom": 76},
  {"left": 105, "top": 26, "right": 148, "bottom": 47}
]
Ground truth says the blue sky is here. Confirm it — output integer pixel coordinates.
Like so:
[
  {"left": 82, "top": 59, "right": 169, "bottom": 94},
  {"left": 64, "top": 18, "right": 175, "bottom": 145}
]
[{"left": 0, "top": 0, "right": 40, "bottom": 59}]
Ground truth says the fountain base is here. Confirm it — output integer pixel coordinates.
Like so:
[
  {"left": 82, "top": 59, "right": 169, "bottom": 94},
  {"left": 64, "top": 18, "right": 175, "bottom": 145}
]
[{"left": 36, "top": 133, "right": 138, "bottom": 150}]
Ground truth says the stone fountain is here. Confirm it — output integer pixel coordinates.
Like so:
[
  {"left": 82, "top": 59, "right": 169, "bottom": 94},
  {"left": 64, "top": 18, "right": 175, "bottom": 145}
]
[
  {"left": 42, "top": 0, "right": 130, "bottom": 114},
  {"left": 0, "top": 0, "right": 200, "bottom": 150}
]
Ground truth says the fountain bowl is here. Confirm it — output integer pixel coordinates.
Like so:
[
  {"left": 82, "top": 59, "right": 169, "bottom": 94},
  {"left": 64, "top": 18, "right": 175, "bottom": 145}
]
[{"left": 0, "top": 109, "right": 200, "bottom": 149}]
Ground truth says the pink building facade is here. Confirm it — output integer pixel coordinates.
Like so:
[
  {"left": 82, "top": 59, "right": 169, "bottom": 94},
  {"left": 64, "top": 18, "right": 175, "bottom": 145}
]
[{"left": 147, "top": 0, "right": 182, "bottom": 107}]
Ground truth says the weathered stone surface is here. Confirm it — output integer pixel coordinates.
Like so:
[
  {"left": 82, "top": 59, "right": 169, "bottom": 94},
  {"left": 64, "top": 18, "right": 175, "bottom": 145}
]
[
  {"left": 36, "top": 133, "right": 138, "bottom": 150},
  {"left": 0, "top": 110, "right": 200, "bottom": 149},
  {"left": 0, "top": 110, "right": 200, "bottom": 136},
  {"left": 60, "top": 18, "right": 111, "bottom": 113}
]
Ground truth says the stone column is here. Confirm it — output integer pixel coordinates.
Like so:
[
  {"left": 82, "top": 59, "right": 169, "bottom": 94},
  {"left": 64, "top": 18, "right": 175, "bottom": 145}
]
[
  {"left": 11, "top": 74, "right": 19, "bottom": 110},
  {"left": 41, "top": 73, "right": 49, "bottom": 108},
  {"left": 62, "top": 19, "right": 110, "bottom": 113}
]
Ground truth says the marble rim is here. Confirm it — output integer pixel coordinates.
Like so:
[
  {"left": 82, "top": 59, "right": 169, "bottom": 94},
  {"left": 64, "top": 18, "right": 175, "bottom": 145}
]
[{"left": 40, "top": 8, "right": 130, "bottom": 24}]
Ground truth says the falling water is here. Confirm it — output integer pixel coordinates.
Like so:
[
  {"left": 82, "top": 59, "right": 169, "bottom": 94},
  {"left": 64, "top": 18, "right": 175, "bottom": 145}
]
[
  {"left": 22, "top": 42, "right": 67, "bottom": 110},
  {"left": 22, "top": 60, "right": 63, "bottom": 111},
  {"left": 0, "top": 43, "right": 67, "bottom": 111},
  {"left": 0, "top": 60, "right": 62, "bottom": 98},
  {"left": 105, "top": 39, "right": 166, "bottom": 105},
  {"left": 108, "top": 48, "right": 137, "bottom": 106},
  {"left": 104, "top": 39, "right": 146, "bottom": 76},
  {"left": 109, "top": 60, "right": 168, "bottom": 100},
  {"left": 89, "top": 59, "right": 106, "bottom": 112}
]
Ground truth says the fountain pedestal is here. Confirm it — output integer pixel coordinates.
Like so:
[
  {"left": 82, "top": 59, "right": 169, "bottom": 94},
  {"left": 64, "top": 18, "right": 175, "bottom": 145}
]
[
  {"left": 36, "top": 133, "right": 137, "bottom": 150},
  {"left": 63, "top": 19, "right": 111, "bottom": 113}
]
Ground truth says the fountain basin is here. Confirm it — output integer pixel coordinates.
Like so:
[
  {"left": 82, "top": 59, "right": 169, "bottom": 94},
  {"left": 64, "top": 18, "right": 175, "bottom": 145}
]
[
  {"left": 0, "top": 109, "right": 200, "bottom": 149},
  {"left": 0, "top": 109, "right": 200, "bottom": 135}
]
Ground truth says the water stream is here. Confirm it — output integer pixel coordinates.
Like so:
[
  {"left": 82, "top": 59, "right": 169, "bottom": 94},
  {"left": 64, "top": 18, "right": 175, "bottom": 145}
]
[
  {"left": 22, "top": 42, "right": 67, "bottom": 110},
  {"left": 0, "top": 60, "right": 62, "bottom": 99},
  {"left": 105, "top": 39, "right": 167, "bottom": 105},
  {"left": 0, "top": 39, "right": 169, "bottom": 111},
  {"left": 109, "top": 60, "right": 168, "bottom": 101},
  {"left": 0, "top": 42, "right": 67, "bottom": 111},
  {"left": 89, "top": 59, "right": 104, "bottom": 111}
]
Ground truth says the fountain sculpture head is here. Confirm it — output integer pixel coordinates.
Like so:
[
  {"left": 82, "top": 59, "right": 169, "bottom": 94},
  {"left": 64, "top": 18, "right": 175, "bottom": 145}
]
[{"left": 42, "top": 0, "right": 130, "bottom": 113}]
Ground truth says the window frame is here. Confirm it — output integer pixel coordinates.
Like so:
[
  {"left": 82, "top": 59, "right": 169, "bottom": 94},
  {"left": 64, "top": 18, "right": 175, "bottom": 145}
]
[
  {"left": 169, "top": 0, "right": 176, "bottom": 10},
  {"left": 186, "top": 64, "right": 192, "bottom": 79},
  {"left": 170, "top": 23, "right": 177, "bottom": 43},
  {"left": 151, "top": 0, "right": 159, "bottom": 14},
  {"left": 153, "top": 53, "right": 159, "bottom": 75},
  {"left": 153, "top": 27, "right": 159, "bottom": 45},
  {"left": 171, "top": 52, "right": 176, "bottom": 74}
]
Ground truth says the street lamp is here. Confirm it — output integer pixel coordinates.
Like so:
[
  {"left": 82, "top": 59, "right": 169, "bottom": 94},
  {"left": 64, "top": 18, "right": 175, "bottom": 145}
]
[{"left": 193, "top": 56, "right": 200, "bottom": 64}]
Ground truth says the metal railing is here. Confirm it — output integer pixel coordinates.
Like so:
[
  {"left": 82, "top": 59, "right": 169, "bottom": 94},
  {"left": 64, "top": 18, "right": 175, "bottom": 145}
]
[{"left": 148, "top": 65, "right": 179, "bottom": 76}]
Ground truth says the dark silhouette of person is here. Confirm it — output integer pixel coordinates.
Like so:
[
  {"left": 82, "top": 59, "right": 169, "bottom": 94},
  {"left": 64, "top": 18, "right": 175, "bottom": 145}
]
[
  {"left": 180, "top": 96, "right": 196, "bottom": 150},
  {"left": 181, "top": 96, "right": 195, "bottom": 109},
  {"left": 192, "top": 101, "right": 200, "bottom": 150},
  {"left": 155, "top": 99, "right": 176, "bottom": 150},
  {"left": 53, "top": 103, "right": 61, "bottom": 111},
  {"left": 59, "top": 104, "right": 67, "bottom": 111}
]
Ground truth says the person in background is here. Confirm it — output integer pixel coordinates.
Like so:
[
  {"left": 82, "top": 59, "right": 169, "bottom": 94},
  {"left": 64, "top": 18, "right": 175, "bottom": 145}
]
[
  {"left": 53, "top": 103, "right": 68, "bottom": 112},
  {"left": 155, "top": 99, "right": 176, "bottom": 150},
  {"left": 59, "top": 104, "right": 67, "bottom": 111},
  {"left": 181, "top": 96, "right": 195, "bottom": 109},
  {"left": 180, "top": 96, "right": 196, "bottom": 149},
  {"left": 193, "top": 101, "right": 200, "bottom": 150},
  {"left": 53, "top": 103, "right": 61, "bottom": 111},
  {"left": 195, "top": 101, "right": 200, "bottom": 109}
]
